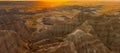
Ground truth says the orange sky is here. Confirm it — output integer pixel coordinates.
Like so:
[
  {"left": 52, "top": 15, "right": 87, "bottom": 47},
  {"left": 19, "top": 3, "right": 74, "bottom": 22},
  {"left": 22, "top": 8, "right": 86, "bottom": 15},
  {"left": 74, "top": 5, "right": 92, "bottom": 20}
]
[
  {"left": 35, "top": 0, "right": 120, "bottom": 7},
  {"left": 29, "top": 0, "right": 120, "bottom": 15},
  {"left": 0, "top": 0, "right": 120, "bottom": 1},
  {"left": 3, "top": 0, "right": 118, "bottom": 14}
]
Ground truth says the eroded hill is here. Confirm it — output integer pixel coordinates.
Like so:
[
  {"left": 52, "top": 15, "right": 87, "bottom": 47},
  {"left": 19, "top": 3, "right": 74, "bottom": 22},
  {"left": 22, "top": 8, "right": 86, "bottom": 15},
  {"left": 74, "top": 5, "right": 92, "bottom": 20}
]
[{"left": 0, "top": 2, "right": 120, "bottom": 53}]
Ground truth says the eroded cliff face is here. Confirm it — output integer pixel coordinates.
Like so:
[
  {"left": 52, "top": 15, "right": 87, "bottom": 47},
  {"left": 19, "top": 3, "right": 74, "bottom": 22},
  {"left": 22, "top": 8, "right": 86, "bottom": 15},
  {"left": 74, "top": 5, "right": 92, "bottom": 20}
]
[
  {"left": 0, "top": 30, "right": 30, "bottom": 53},
  {"left": 0, "top": 5, "right": 120, "bottom": 53}
]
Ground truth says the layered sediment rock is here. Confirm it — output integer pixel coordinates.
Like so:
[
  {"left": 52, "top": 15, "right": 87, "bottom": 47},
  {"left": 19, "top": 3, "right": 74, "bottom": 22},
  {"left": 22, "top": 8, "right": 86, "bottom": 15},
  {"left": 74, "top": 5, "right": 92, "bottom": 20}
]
[
  {"left": 66, "top": 29, "right": 112, "bottom": 53},
  {"left": 0, "top": 30, "right": 30, "bottom": 53},
  {"left": 0, "top": 16, "right": 32, "bottom": 41}
]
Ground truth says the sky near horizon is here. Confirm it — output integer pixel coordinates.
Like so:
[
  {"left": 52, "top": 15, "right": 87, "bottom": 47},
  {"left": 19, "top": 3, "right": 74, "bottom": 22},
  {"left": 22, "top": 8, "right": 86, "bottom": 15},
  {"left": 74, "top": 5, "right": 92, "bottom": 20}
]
[{"left": 0, "top": 0, "right": 120, "bottom": 1}]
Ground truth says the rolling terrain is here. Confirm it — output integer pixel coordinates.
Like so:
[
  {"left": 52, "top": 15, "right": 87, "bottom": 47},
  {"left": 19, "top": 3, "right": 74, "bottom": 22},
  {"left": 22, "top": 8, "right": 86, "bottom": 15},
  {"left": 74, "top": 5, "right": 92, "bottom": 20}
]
[{"left": 0, "top": 1, "right": 120, "bottom": 53}]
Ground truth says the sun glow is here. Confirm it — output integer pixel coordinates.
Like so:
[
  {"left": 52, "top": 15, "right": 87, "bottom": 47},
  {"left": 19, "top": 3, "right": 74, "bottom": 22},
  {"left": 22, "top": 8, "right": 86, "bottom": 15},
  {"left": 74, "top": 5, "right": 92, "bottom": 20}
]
[
  {"left": 36, "top": 0, "right": 69, "bottom": 8},
  {"left": 31, "top": 0, "right": 120, "bottom": 14},
  {"left": 41, "top": 0, "right": 69, "bottom": 2}
]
